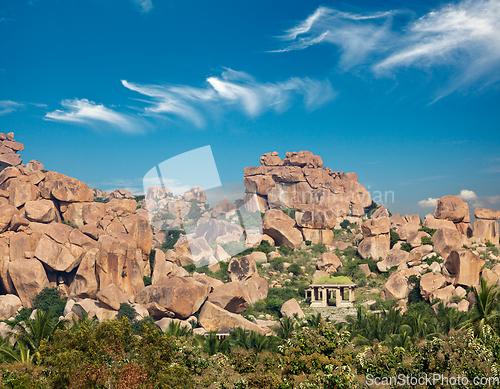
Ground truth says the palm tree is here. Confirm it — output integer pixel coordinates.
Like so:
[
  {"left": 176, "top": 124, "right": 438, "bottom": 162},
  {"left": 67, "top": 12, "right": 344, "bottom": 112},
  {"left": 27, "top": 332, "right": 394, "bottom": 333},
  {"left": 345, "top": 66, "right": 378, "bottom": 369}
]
[
  {"left": 163, "top": 321, "right": 193, "bottom": 338},
  {"left": 467, "top": 277, "right": 500, "bottom": 338},
  {"left": 0, "top": 337, "right": 34, "bottom": 364},
  {"left": 201, "top": 331, "right": 231, "bottom": 355},
  {"left": 273, "top": 316, "right": 297, "bottom": 339},
  {"left": 435, "top": 302, "right": 468, "bottom": 334},
  {"left": 9, "top": 309, "right": 66, "bottom": 362},
  {"left": 303, "top": 312, "right": 323, "bottom": 328}
]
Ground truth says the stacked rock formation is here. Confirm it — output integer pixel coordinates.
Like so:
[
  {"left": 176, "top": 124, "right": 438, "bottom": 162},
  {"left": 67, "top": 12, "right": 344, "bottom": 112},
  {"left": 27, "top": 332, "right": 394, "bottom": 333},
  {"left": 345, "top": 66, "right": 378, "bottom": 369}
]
[
  {"left": 423, "top": 195, "right": 473, "bottom": 237},
  {"left": 0, "top": 132, "right": 24, "bottom": 167},
  {"left": 473, "top": 208, "right": 500, "bottom": 244},
  {"left": 244, "top": 151, "right": 371, "bottom": 246}
]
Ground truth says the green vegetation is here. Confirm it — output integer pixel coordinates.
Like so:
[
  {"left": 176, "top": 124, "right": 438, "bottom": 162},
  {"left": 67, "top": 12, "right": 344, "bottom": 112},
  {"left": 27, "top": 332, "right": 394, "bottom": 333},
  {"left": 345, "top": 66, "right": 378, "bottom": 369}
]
[
  {"left": 117, "top": 302, "right": 138, "bottom": 322},
  {"left": 62, "top": 220, "right": 78, "bottom": 229},
  {"left": 421, "top": 235, "right": 433, "bottom": 246},
  {"left": 93, "top": 196, "right": 110, "bottom": 203},
  {"left": 313, "top": 275, "right": 352, "bottom": 284},
  {"left": 400, "top": 242, "right": 412, "bottom": 252},
  {"left": 32, "top": 287, "right": 67, "bottom": 318},
  {"left": 161, "top": 229, "right": 183, "bottom": 251},
  {"left": 390, "top": 230, "right": 400, "bottom": 249},
  {"left": 419, "top": 226, "right": 437, "bottom": 236}
]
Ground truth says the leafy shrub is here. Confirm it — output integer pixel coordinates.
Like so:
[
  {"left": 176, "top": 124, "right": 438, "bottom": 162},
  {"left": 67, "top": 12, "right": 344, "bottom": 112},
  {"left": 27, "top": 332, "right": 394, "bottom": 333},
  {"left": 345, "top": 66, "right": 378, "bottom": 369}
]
[
  {"left": 311, "top": 243, "right": 327, "bottom": 256},
  {"left": 93, "top": 197, "right": 110, "bottom": 203},
  {"left": 255, "top": 240, "right": 274, "bottom": 254},
  {"left": 424, "top": 255, "right": 443, "bottom": 265},
  {"left": 340, "top": 220, "right": 356, "bottom": 230},
  {"left": 117, "top": 302, "right": 138, "bottom": 322},
  {"left": 269, "top": 257, "right": 284, "bottom": 272},
  {"left": 282, "top": 208, "right": 295, "bottom": 219},
  {"left": 186, "top": 202, "right": 203, "bottom": 220},
  {"left": 305, "top": 240, "right": 312, "bottom": 246},
  {"left": 485, "top": 240, "right": 495, "bottom": 248},
  {"left": 33, "top": 287, "right": 67, "bottom": 317},
  {"left": 143, "top": 276, "right": 152, "bottom": 286},
  {"left": 62, "top": 220, "right": 78, "bottom": 229},
  {"left": 418, "top": 227, "right": 437, "bottom": 236},
  {"left": 161, "top": 229, "right": 183, "bottom": 251},
  {"left": 400, "top": 242, "right": 412, "bottom": 252},
  {"left": 287, "top": 263, "right": 302, "bottom": 275},
  {"left": 421, "top": 236, "right": 433, "bottom": 246},
  {"left": 278, "top": 244, "right": 293, "bottom": 256},
  {"left": 183, "top": 264, "right": 196, "bottom": 273},
  {"left": 390, "top": 230, "right": 400, "bottom": 249}
]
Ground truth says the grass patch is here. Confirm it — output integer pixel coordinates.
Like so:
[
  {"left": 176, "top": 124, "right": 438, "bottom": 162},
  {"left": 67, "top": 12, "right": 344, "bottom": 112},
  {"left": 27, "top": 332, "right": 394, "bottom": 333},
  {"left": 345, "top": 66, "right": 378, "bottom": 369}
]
[{"left": 313, "top": 276, "right": 353, "bottom": 284}]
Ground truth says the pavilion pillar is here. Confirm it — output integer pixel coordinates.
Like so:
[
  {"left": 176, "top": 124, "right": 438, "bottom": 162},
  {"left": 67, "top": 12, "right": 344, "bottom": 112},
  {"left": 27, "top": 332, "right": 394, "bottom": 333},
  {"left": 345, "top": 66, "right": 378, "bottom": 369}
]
[
  {"left": 335, "top": 288, "right": 341, "bottom": 307},
  {"left": 322, "top": 288, "right": 327, "bottom": 306},
  {"left": 349, "top": 287, "right": 354, "bottom": 302}
]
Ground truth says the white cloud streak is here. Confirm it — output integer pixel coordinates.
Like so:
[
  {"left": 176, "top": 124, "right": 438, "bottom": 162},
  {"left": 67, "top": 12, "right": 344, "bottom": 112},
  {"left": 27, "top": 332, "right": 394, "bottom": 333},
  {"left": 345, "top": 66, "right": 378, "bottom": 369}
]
[
  {"left": 418, "top": 197, "right": 438, "bottom": 208},
  {"left": 133, "top": 0, "right": 153, "bottom": 13},
  {"left": 45, "top": 98, "right": 141, "bottom": 133},
  {"left": 273, "top": 0, "right": 500, "bottom": 97},
  {"left": 0, "top": 100, "right": 24, "bottom": 115},
  {"left": 122, "top": 68, "right": 335, "bottom": 127}
]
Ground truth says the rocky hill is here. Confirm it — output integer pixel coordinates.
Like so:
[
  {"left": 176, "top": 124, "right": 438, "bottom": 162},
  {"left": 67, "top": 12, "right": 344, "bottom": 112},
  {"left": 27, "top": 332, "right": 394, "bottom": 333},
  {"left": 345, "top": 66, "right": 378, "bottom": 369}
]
[{"left": 0, "top": 140, "right": 499, "bottom": 339}]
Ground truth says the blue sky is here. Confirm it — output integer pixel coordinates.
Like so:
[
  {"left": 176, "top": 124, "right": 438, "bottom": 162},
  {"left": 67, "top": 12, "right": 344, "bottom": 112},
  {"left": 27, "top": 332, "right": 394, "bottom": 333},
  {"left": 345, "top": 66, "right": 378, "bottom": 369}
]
[{"left": 1, "top": 0, "right": 499, "bottom": 218}]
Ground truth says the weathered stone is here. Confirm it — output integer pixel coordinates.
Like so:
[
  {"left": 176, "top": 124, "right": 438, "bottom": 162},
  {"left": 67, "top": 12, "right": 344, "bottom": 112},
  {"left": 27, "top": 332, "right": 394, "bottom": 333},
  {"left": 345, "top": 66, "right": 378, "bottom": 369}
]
[
  {"left": 444, "top": 248, "right": 485, "bottom": 287},
  {"left": 96, "top": 283, "right": 129, "bottom": 311},
  {"left": 311, "top": 270, "right": 330, "bottom": 283},
  {"left": 475, "top": 208, "right": 500, "bottom": 220},
  {"left": 136, "top": 277, "right": 210, "bottom": 319},
  {"left": 193, "top": 274, "right": 224, "bottom": 290},
  {"left": 251, "top": 251, "right": 267, "bottom": 263},
  {"left": 51, "top": 175, "right": 93, "bottom": 202},
  {"left": 280, "top": 298, "right": 305, "bottom": 318},
  {"left": 358, "top": 234, "right": 390, "bottom": 260},
  {"left": 423, "top": 214, "right": 456, "bottom": 230},
  {"left": 420, "top": 272, "right": 446, "bottom": 300},
  {"left": 377, "top": 249, "right": 410, "bottom": 272},
  {"left": 121, "top": 214, "right": 153, "bottom": 259},
  {"left": 70, "top": 248, "right": 99, "bottom": 299},
  {"left": 263, "top": 219, "right": 302, "bottom": 249},
  {"left": 228, "top": 255, "right": 258, "bottom": 282},
  {"left": 195, "top": 219, "right": 244, "bottom": 244},
  {"left": 8, "top": 258, "right": 49, "bottom": 308},
  {"left": 317, "top": 252, "right": 342, "bottom": 274},
  {"left": 481, "top": 268, "right": 499, "bottom": 287},
  {"left": 434, "top": 195, "right": 470, "bottom": 223},
  {"left": 9, "top": 176, "right": 37, "bottom": 208},
  {"left": 96, "top": 234, "right": 145, "bottom": 296},
  {"left": 294, "top": 205, "right": 336, "bottom": 229},
  {"left": 24, "top": 200, "right": 57, "bottom": 223},
  {"left": 34, "top": 235, "right": 79, "bottom": 272},
  {"left": 430, "top": 285, "right": 455, "bottom": 304},
  {"left": 361, "top": 217, "right": 390, "bottom": 237},
  {"left": 382, "top": 270, "right": 411, "bottom": 300},
  {"left": 301, "top": 228, "right": 333, "bottom": 246},
  {"left": 208, "top": 282, "right": 250, "bottom": 313},
  {"left": 105, "top": 199, "right": 136, "bottom": 215},
  {"left": 240, "top": 276, "right": 268, "bottom": 304},
  {"left": 72, "top": 299, "right": 101, "bottom": 318},
  {"left": 0, "top": 294, "right": 22, "bottom": 320},
  {"left": 432, "top": 227, "right": 463, "bottom": 259},
  {"left": 198, "top": 301, "right": 267, "bottom": 334},
  {"left": 473, "top": 219, "right": 499, "bottom": 244},
  {"left": 0, "top": 205, "right": 18, "bottom": 233},
  {"left": 407, "top": 231, "right": 430, "bottom": 248}
]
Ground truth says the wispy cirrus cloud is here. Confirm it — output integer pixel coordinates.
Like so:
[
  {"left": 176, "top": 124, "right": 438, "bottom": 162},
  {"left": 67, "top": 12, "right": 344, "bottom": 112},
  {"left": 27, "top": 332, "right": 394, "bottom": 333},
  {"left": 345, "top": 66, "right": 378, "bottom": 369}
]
[
  {"left": 272, "top": 0, "right": 500, "bottom": 99},
  {"left": 45, "top": 98, "right": 142, "bottom": 133},
  {"left": 133, "top": 0, "right": 153, "bottom": 13},
  {"left": 0, "top": 100, "right": 24, "bottom": 115},
  {"left": 271, "top": 6, "right": 397, "bottom": 69},
  {"left": 122, "top": 68, "right": 335, "bottom": 127}
]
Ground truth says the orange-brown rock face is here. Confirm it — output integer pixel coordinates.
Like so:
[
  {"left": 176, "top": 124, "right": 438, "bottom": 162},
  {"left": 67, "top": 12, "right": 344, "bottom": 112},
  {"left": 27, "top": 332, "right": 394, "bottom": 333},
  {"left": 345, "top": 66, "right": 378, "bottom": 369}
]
[{"left": 243, "top": 151, "right": 371, "bottom": 222}]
